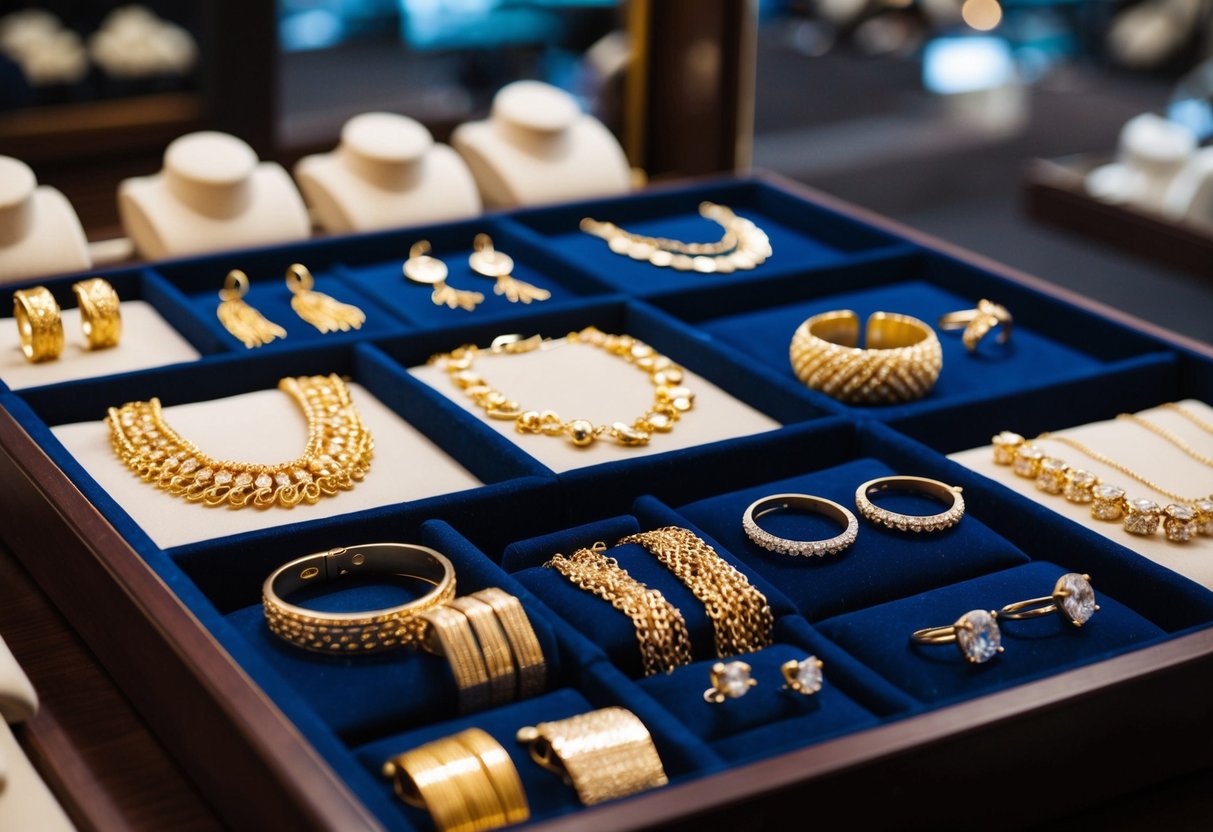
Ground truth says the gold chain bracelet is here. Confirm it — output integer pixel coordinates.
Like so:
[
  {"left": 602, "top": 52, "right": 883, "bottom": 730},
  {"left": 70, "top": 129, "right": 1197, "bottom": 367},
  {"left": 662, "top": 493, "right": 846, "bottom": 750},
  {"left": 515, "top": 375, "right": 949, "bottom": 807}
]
[
  {"left": 430, "top": 327, "right": 694, "bottom": 448},
  {"left": 107, "top": 375, "right": 373, "bottom": 509},
  {"left": 620, "top": 527, "right": 773, "bottom": 657},
  {"left": 546, "top": 545, "right": 693, "bottom": 676}
]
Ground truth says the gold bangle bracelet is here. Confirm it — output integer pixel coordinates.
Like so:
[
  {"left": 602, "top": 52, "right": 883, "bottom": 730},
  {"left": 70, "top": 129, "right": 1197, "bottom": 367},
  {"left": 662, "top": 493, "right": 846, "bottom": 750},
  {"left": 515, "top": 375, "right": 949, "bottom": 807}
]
[
  {"left": 516, "top": 707, "right": 668, "bottom": 805},
  {"left": 421, "top": 605, "right": 492, "bottom": 714},
  {"left": 469, "top": 588, "right": 547, "bottom": 698},
  {"left": 789, "top": 310, "right": 942, "bottom": 405},
  {"left": 262, "top": 543, "right": 456, "bottom": 652},
  {"left": 12, "top": 285, "right": 64, "bottom": 363},
  {"left": 447, "top": 596, "right": 516, "bottom": 708},
  {"left": 72, "top": 277, "right": 122, "bottom": 349}
]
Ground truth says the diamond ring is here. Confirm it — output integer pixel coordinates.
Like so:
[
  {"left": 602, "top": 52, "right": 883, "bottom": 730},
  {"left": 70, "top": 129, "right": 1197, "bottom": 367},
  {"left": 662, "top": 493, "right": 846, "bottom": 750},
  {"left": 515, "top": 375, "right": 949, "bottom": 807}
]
[
  {"left": 998, "top": 573, "right": 1099, "bottom": 627},
  {"left": 910, "top": 609, "right": 1003, "bottom": 664},
  {"left": 742, "top": 493, "right": 858, "bottom": 557},
  {"left": 854, "top": 475, "right": 965, "bottom": 533}
]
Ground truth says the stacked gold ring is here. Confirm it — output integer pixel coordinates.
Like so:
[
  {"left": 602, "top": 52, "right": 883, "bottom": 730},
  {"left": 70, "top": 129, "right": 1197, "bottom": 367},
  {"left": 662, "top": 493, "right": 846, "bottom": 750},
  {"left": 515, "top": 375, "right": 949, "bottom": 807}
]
[
  {"left": 789, "top": 310, "right": 942, "bottom": 405},
  {"left": 383, "top": 728, "right": 529, "bottom": 832},
  {"left": 13, "top": 285, "right": 64, "bottom": 363},
  {"left": 72, "top": 277, "right": 123, "bottom": 350}
]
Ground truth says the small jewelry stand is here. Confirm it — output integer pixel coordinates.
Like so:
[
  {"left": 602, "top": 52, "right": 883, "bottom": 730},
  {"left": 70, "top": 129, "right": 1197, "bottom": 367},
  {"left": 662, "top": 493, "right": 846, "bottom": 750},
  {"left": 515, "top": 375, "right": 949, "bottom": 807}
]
[
  {"left": 1085, "top": 114, "right": 1194, "bottom": 212},
  {"left": 295, "top": 112, "right": 481, "bottom": 234},
  {"left": 452, "top": 80, "right": 630, "bottom": 209},
  {"left": 0, "top": 156, "right": 90, "bottom": 284},
  {"left": 118, "top": 131, "right": 310, "bottom": 260}
]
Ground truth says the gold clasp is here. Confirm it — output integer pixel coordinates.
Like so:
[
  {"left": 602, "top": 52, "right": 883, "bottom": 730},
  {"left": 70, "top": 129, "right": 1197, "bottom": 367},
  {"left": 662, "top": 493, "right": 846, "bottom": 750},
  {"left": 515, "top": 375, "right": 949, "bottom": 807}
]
[{"left": 515, "top": 727, "right": 573, "bottom": 786}]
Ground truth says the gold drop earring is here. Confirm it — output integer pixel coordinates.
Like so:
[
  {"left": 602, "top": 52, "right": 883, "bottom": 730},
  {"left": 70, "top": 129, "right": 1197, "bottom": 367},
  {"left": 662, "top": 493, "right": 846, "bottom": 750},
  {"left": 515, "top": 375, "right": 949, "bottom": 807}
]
[
  {"left": 286, "top": 263, "right": 365, "bottom": 333},
  {"left": 216, "top": 269, "right": 287, "bottom": 348},
  {"left": 468, "top": 234, "right": 550, "bottom": 304},
  {"left": 403, "top": 241, "right": 484, "bottom": 311}
]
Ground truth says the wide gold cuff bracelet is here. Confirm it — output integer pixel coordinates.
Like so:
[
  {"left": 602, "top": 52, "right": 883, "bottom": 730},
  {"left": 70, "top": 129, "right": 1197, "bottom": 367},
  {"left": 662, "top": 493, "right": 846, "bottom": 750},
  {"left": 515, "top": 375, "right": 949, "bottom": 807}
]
[
  {"left": 263, "top": 543, "right": 456, "bottom": 653},
  {"left": 789, "top": 310, "right": 942, "bottom": 405},
  {"left": 73, "top": 277, "right": 123, "bottom": 349},
  {"left": 13, "top": 285, "right": 64, "bottom": 363}
]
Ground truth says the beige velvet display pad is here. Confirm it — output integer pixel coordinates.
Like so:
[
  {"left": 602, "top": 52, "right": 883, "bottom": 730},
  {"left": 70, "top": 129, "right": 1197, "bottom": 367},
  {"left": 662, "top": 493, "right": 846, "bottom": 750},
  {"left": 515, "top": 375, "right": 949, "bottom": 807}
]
[
  {"left": 410, "top": 342, "right": 781, "bottom": 472},
  {"left": 0, "top": 156, "right": 90, "bottom": 284},
  {"left": 2, "top": 301, "right": 199, "bottom": 390},
  {"left": 51, "top": 383, "right": 481, "bottom": 549},
  {"left": 951, "top": 399, "right": 1213, "bottom": 587}
]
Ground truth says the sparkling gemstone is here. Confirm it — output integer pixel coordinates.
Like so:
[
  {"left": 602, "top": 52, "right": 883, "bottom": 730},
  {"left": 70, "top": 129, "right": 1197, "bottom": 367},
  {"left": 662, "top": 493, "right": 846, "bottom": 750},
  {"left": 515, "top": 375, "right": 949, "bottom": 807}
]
[
  {"left": 274, "top": 472, "right": 292, "bottom": 487},
  {"left": 1163, "top": 504, "right": 1199, "bottom": 542},
  {"left": 179, "top": 458, "right": 198, "bottom": 474},
  {"left": 195, "top": 468, "right": 213, "bottom": 482},
  {"left": 992, "top": 431, "right": 1025, "bottom": 465},
  {"left": 1063, "top": 469, "right": 1098, "bottom": 503},
  {"left": 1124, "top": 499, "right": 1161, "bottom": 535},
  {"left": 955, "top": 610, "right": 1001, "bottom": 664},
  {"left": 234, "top": 472, "right": 253, "bottom": 487},
  {"left": 1057, "top": 573, "right": 1097, "bottom": 625},
  {"left": 1091, "top": 484, "right": 1127, "bottom": 521},
  {"left": 1035, "top": 458, "right": 1068, "bottom": 494},
  {"left": 293, "top": 468, "right": 312, "bottom": 482},
  {"left": 1196, "top": 500, "right": 1213, "bottom": 536},
  {"left": 717, "top": 661, "right": 754, "bottom": 698},
  {"left": 213, "top": 471, "right": 232, "bottom": 486},
  {"left": 255, "top": 474, "right": 273, "bottom": 490},
  {"left": 792, "top": 657, "right": 823, "bottom": 694},
  {"left": 646, "top": 412, "right": 673, "bottom": 432},
  {"left": 1013, "top": 446, "right": 1044, "bottom": 478}
]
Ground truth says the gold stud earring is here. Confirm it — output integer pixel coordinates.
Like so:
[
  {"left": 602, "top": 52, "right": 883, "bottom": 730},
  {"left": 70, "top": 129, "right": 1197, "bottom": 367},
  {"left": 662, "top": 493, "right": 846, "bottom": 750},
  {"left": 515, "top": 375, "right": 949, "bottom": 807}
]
[
  {"left": 216, "top": 270, "right": 286, "bottom": 349},
  {"left": 403, "top": 241, "right": 483, "bottom": 311},
  {"left": 468, "top": 233, "right": 550, "bottom": 304},
  {"left": 286, "top": 263, "right": 365, "bottom": 333}
]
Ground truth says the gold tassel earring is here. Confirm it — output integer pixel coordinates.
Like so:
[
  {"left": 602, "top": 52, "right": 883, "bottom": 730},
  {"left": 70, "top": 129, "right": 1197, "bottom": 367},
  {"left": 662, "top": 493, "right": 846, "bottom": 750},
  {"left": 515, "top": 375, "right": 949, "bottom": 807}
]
[
  {"left": 468, "top": 234, "right": 550, "bottom": 304},
  {"left": 286, "top": 263, "right": 365, "bottom": 333},
  {"left": 216, "top": 269, "right": 287, "bottom": 349},
  {"left": 403, "top": 241, "right": 484, "bottom": 311}
]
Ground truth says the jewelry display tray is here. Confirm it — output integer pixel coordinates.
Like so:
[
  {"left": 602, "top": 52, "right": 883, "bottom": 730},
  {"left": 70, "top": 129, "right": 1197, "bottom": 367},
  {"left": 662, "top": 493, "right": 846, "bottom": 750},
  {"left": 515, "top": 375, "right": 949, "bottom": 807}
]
[{"left": 2, "top": 173, "right": 1212, "bottom": 830}]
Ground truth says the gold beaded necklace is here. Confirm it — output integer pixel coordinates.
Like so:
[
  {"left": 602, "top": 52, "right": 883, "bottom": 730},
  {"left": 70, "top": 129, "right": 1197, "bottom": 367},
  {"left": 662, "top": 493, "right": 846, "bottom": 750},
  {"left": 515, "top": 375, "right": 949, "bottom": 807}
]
[{"left": 429, "top": 327, "right": 694, "bottom": 448}]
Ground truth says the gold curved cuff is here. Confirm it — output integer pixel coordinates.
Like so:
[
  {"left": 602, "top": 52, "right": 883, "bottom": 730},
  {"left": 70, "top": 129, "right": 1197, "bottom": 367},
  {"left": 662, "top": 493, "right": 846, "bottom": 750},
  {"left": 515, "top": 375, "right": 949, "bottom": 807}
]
[
  {"left": 73, "top": 277, "right": 122, "bottom": 349},
  {"left": 469, "top": 587, "right": 547, "bottom": 698},
  {"left": 13, "top": 285, "right": 64, "bottom": 363},
  {"left": 421, "top": 605, "right": 492, "bottom": 714},
  {"left": 262, "top": 543, "right": 456, "bottom": 653},
  {"left": 789, "top": 310, "right": 942, "bottom": 405},
  {"left": 447, "top": 596, "right": 516, "bottom": 707},
  {"left": 938, "top": 299, "right": 1012, "bottom": 353}
]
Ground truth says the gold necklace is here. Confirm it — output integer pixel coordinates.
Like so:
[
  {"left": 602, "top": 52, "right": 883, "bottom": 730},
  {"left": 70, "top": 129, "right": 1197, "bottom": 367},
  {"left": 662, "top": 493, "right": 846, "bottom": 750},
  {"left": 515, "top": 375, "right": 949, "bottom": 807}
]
[
  {"left": 1035, "top": 431, "right": 1209, "bottom": 505},
  {"left": 107, "top": 374, "right": 373, "bottom": 509},
  {"left": 580, "top": 202, "right": 771, "bottom": 274},
  {"left": 429, "top": 327, "right": 694, "bottom": 448},
  {"left": 1161, "top": 402, "right": 1213, "bottom": 435},
  {"left": 1117, "top": 412, "right": 1213, "bottom": 467}
]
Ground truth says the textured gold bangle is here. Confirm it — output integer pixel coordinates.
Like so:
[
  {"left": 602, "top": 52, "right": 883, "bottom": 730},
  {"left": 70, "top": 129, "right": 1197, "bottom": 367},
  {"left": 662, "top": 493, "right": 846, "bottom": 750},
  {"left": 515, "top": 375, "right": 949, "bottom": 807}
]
[
  {"left": 72, "top": 277, "right": 122, "bottom": 349},
  {"left": 422, "top": 605, "right": 492, "bottom": 714},
  {"left": 789, "top": 310, "right": 942, "bottom": 405},
  {"left": 516, "top": 707, "right": 669, "bottom": 805},
  {"left": 448, "top": 596, "right": 516, "bottom": 708},
  {"left": 262, "top": 543, "right": 456, "bottom": 652},
  {"left": 430, "top": 326, "right": 693, "bottom": 448},
  {"left": 546, "top": 546, "right": 693, "bottom": 676},
  {"left": 620, "top": 527, "right": 773, "bottom": 657},
  {"left": 383, "top": 728, "right": 529, "bottom": 832},
  {"left": 12, "top": 285, "right": 64, "bottom": 363},
  {"left": 469, "top": 588, "right": 547, "bottom": 698}
]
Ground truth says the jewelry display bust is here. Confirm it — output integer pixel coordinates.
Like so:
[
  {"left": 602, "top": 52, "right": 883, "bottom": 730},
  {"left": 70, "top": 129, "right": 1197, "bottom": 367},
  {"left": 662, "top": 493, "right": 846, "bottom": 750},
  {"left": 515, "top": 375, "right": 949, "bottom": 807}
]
[
  {"left": 118, "top": 131, "right": 310, "bottom": 260},
  {"left": 452, "top": 80, "right": 630, "bottom": 209},
  {"left": 295, "top": 112, "right": 481, "bottom": 234},
  {"left": 0, "top": 155, "right": 90, "bottom": 284}
]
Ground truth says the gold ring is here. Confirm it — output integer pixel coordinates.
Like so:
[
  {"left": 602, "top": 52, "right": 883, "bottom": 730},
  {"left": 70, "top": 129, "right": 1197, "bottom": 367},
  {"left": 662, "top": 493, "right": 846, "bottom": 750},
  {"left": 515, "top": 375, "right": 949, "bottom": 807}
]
[
  {"left": 789, "top": 310, "right": 942, "bottom": 405},
  {"left": 781, "top": 656, "right": 824, "bottom": 695},
  {"left": 516, "top": 707, "right": 668, "bottom": 805},
  {"left": 421, "top": 605, "right": 492, "bottom": 714},
  {"left": 12, "top": 285, "right": 64, "bottom": 363},
  {"left": 703, "top": 660, "right": 756, "bottom": 703},
  {"left": 938, "top": 299, "right": 1012, "bottom": 353},
  {"left": 447, "top": 596, "right": 516, "bottom": 707},
  {"left": 468, "top": 588, "right": 547, "bottom": 698},
  {"left": 854, "top": 475, "right": 965, "bottom": 533},
  {"left": 262, "top": 543, "right": 456, "bottom": 653},
  {"left": 382, "top": 728, "right": 529, "bottom": 830},
  {"left": 910, "top": 609, "right": 1003, "bottom": 664},
  {"left": 742, "top": 493, "right": 858, "bottom": 557},
  {"left": 72, "top": 277, "right": 122, "bottom": 349},
  {"left": 998, "top": 573, "right": 1099, "bottom": 627}
]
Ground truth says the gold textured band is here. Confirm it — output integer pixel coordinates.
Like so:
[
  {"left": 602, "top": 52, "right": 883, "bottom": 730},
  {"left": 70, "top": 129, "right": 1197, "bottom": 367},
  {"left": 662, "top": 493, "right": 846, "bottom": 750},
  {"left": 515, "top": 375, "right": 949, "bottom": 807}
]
[
  {"left": 790, "top": 310, "right": 942, "bottom": 405},
  {"left": 447, "top": 596, "right": 516, "bottom": 707},
  {"left": 72, "top": 277, "right": 122, "bottom": 349},
  {"left": 382, "top": 728, "right": 529, "bottom": 832},
  {"left": 469, "top": 588, "right": 547, "bottom": 698},
  {"left": 422, "top": 605, "right": 492, "bottom": 714},
  {"left": 262, "top": 543, "right": 456, "bottom": 652},
  {"left": 516, "top": 707, "right": 669, "bottom": 805},
  {"left": 13, "top": 285, "right": 64, "bottom": 363}
]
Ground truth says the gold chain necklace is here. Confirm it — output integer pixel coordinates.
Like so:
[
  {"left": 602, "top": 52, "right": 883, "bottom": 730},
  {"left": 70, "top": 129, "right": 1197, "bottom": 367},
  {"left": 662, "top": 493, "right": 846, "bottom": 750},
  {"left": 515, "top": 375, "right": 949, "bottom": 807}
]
[
  {"left": 430, "top": 327, "right": 694, "bottom": 448},
  {"left": 107, "top": 375, "right": 373, "bottom": 509},
  {"left": 1161, "top": 402, "right": 1213, "bottom": 435},
  {"left": 1035, "top": 431, "right": 1208, "bottom": 504},
  {"left": 1118, "top": 412, "right": 1213, "bottom": 467}
]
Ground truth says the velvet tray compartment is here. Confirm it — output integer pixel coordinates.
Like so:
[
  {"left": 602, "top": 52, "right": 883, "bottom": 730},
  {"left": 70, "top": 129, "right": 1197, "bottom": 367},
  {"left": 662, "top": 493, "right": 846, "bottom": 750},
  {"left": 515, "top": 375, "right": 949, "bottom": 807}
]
[{"left": 0, "top": 173, "right": 1211, "bottom": 830}]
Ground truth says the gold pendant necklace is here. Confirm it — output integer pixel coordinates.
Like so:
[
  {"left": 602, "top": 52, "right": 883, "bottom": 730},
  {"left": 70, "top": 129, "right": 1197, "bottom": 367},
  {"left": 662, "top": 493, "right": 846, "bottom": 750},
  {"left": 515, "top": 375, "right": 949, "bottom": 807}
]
[{"left": 107, "top": 374, "right": 373, "bottom": 509}]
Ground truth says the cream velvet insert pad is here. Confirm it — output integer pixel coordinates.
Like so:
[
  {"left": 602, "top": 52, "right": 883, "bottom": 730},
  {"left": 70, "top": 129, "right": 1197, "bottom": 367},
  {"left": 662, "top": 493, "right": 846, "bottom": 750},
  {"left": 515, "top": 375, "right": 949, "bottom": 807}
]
[
  {"left": 951, "top": 399, "right": 1213, "bottom": 588},
  {"left": 410, "top": 340, "right": 782, "bottom": 473},
  {"left": 52, "top": 383, "right": 481, "bottom": 549}
]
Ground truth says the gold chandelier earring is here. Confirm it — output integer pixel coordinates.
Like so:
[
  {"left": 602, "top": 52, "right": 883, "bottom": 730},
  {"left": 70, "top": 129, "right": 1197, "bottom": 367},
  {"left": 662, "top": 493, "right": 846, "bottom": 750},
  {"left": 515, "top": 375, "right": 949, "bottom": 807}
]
[
  {"left": 286, "top": 264, "right": 365, "bottom": 333},
  {"left": 468, "top": 234, "right": 550, "bottom": 304},
  {"left": 216, "top": 270, "right": 287, "bottom": 349},
  {"left": 403, "top": 241, "right": 484, "bottom": 311}
]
